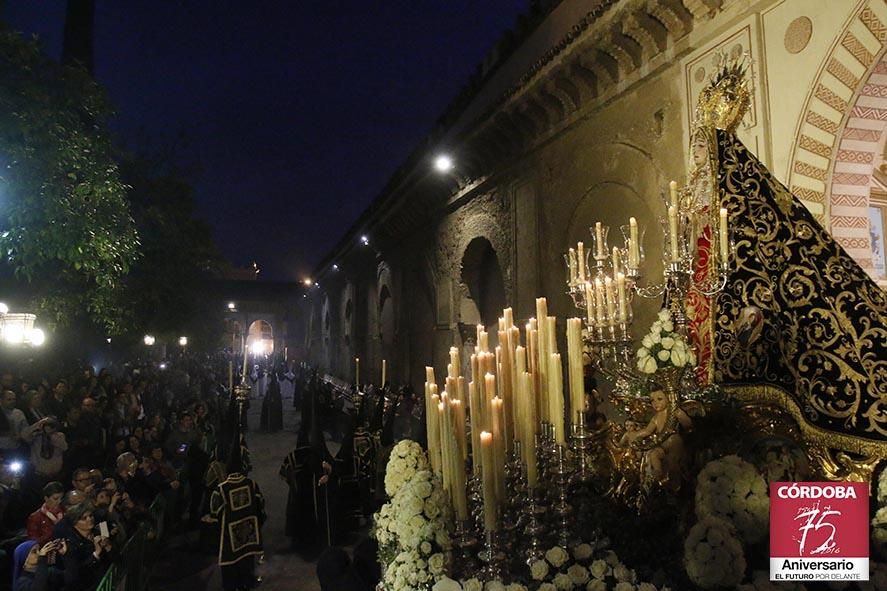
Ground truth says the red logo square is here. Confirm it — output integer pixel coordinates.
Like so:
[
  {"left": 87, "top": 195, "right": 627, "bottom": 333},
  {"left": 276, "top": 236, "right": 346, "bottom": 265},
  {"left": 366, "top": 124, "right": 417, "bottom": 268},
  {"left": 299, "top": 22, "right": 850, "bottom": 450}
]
[{"left": 770, "top": 482, "right": 869, "bottom": 582}]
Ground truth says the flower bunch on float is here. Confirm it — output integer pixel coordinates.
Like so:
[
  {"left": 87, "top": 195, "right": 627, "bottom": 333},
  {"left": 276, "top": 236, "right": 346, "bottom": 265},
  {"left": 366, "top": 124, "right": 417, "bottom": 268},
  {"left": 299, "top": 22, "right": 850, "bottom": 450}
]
[
  {"left": 694, "top": 455, "right": 769, "bottom": 544},
  {"left": 683, "top": 516, "right": 746, "bottom": 589},
  {"left": 374, "top": 440, "right": 451, "bottom": 591},
  {"left": 635, "top": 309, "right": 696, "bottom": 374}
]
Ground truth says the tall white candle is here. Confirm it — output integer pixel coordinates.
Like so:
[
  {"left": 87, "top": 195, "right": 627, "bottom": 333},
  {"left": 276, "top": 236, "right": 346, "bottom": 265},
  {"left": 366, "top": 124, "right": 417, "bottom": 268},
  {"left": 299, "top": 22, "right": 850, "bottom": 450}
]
[
  {"left": 629, "top": 217, "right": 639, "bottom": 268},
  {"left": 668, "top": 205, "right": 679, "bottom": 262},
  {"left": 616, "top": 272, "right": 627, "bottom": 323},
  {"left": 568, "top": 248, "right": 577, "bottom": 284},
  {"left": 595, "top": 222, "right": 604, "bottom": 257},
  {"left": 577, "top": 242, "right": 585, "bottom": 281},
  {"left": 381, "top": 359, "right": 387, "bottom": 387}
]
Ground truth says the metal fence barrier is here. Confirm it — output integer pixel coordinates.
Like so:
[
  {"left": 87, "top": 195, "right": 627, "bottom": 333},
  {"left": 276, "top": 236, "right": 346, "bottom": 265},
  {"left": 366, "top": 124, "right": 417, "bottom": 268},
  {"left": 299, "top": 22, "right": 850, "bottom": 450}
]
[{"left": 94, "top": 493, "right": 167, "bottom": 591}]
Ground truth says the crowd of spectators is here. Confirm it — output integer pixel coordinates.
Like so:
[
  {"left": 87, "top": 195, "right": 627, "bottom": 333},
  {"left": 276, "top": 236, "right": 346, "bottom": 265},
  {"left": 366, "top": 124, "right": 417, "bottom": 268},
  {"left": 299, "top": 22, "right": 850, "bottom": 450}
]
[{"left": 0, "top": 355, "right": 228, "bottom": 591}]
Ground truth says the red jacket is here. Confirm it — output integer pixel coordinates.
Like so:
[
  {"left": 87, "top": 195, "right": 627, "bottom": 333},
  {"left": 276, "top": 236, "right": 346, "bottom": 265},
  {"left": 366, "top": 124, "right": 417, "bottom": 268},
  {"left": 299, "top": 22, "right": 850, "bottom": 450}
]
[{"left": 27, "top": 504, "right": 64, "bottom": 544}]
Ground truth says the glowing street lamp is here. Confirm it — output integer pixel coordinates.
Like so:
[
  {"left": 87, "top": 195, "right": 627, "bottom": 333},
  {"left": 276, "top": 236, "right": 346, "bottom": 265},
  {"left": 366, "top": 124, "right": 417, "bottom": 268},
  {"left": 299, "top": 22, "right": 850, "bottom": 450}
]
[
  {"left": 227, "top": 301, "right": 236, "bottom": 311},
  {"left": 434, "top": 154, "right": 453, "bottom": 173},
  {"left": 143, "top": 335, "right": 156, "bottom": 346},
  {"left": 178, "top": 336, "right": 188, "bottom": 347},
  {"left": 303, "top": 278, "right": 313, "bottom": 287},
  {"left": 0, "top": 308, "right": 45, "bottom": 347}
]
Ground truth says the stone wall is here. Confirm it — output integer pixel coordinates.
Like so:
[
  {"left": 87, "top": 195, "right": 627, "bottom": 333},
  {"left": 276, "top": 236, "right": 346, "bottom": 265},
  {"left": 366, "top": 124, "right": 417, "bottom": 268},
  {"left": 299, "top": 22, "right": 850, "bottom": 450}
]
[{"left": 302, "top": 0, "right": 887, "bottom": 391}]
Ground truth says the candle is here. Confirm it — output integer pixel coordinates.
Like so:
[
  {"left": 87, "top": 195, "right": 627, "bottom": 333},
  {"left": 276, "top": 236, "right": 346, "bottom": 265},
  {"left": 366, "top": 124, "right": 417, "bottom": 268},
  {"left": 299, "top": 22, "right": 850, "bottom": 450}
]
[
  {"left": 480, "top": 432, "right": 497, "bottom": 531},
  {"left": 612, "top": 246, "right": 621, "bottom": 273},
  {"left": 604, "top": 276, "right": 616, "bottom": 324},
  {"left": 490, "top": 396, "right": 506, "bottom": 501},
  {"left": 568, "top": 248, "right": 577, "bottom": 284},
  {"left": 381, "top": 359, "right": 387, "bottom": 387},
  {"left": 595, "top": 222, "right": 604, "bottom": 257},
  {"left": 719, "top": 207, "right": 729, "bottom": 264},
  {"left": 548, "top": 353, "right": 565, "bottom": 445},
  {"left": 241, "top": 342, "right": 249, "bottom": 381},
  {"left": 594, "top": 278, "right": 605, "bottom": 326},
  {"left": 566, "top": 318, "right": 585, "bottom": 426},
  {"left": 426, "top": 366, "right": 436, "bottom": 386},
  {"left": 584, "top": 282, "right": 595, "bottom": 325},
  {"left": 577, "top": 242, "right": 585, "bottom": 281},
  {"left": 669, "top": 180, "right": 679, "bottom": 210},
  {"left": 438, "top": 400, "right": 450, "bottom": 491},
  {"left": 668, "top": 205, "right": 680, "bottom": 262},
  {"left": 535, "top": 299, "right": 549, "bottom": 423},
  {"left": 617, "top": 272, "right": 627, "bottom": 323},
  {"left": 520, "top": 372, "right": 538, "bottom": 487},
  {"left": 468, "top": 381, "right": 483, "bottom": 474},
  {"left": 479, "top": 330, "right": 489, "bottom": 353},
  {"left": 355, "top": 357, "right": 360, "bottom": 387},
  {"left": 428, "top": 389, "right": 441, "bottom": 475},
  {"left": 629, "top": 217, "right": 639, "bottom": 268}
]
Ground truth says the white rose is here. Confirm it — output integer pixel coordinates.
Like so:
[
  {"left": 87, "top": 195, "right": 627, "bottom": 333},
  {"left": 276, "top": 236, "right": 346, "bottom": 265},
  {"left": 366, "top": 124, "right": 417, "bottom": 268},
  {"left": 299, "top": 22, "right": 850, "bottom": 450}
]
[
  {"left": 590, "top": 559, "right": 609, "bottom": 579},
  {"left": 546, "top": 546, "right": 570, "bottom": 568},
  {"left": 661, "top": 320, "right": 674, "bottom": 332},
  {"left": 640, "top": 355, "right": 658, "bottom": 374},
  {"left": 657, "top": 309, "right": 670, "bottom": 321},
  {"left": 637, "top": 347, "right": 650, "bottom": 358},
  {"left": 568, "top": 564, "right": 590, "bottom": 585},
  {"left": 485, "top": 581, "right": 506, "bottom": 591},
  {"left": 506, "top": 585, "right": 528, "bottom": 591},
  {"left": 657, "top": 350, "right": 670, "bottom": 362},
  {"left": 432, "top": 576, "right": 462, "bottom": 591},
  {"left": 420, "top": 541, "right": 432, "bottom": 554},
  {"left": 660, "top": 336, "right": 675, "bottom": 350},
  {"left": 553, "top": 573, "right": 574, "bottom": 590},
  {"left": 428, "top": 553, "right": 445, "bottom": 574},
  {"left": 614, "top": 583, "right": 634, "bottom": 591},
  {"left": 572, "top": 543, "right": 594, "bottom": 561},
  {"left": 650, "top": 332, "right": 661, "bottom": 344},
  {"left": 651, "top": 321, "right": 663, "bottom": 334},
  {"left": 613, "top": 565, "right": 635, "bottom": 583},
  {"left": 464, "top": 579, "right": 483, "bottom": 591},
  {"left": 642, "top": 335, "right": 654, "bottom": 349},
  {"left": 539, "top": 584, "right": 557, "bottom": 591},
  {"left": 670, "top": 348, "right": 687, "bottom": 367},
  {"left": 414, "top": 480, "right": 432, "bottom": 499},
  {"left": 531, "top": 559, "right": 550, "bottom": 580},
  {"left": 586, "top": 580, "right": 607, "bottom": 591},
  {"left": 637, "top": 584, "right": 657, "bottom": 591}
]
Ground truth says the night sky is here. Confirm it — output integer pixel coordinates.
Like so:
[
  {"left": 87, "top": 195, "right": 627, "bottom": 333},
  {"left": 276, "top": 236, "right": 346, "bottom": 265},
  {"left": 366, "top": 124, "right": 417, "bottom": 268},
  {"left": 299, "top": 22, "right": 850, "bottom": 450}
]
[{"left": 3, "top": 1, "right": 529, "bottom": 280}]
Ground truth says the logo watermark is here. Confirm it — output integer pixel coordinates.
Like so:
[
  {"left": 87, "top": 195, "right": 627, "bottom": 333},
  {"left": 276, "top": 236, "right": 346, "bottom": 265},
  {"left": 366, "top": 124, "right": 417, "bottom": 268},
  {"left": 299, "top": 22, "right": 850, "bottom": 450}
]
[{"left": 770, "top": 482, "right": 869, "bottom": 581}]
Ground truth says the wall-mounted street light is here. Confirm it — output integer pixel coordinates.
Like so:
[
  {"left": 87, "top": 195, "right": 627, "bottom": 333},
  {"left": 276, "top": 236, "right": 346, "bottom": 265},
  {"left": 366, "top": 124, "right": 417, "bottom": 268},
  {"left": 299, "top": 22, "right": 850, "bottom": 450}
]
[
  {"left": 227, "top": 301, "right": 237, "bottom": 311},
  {"left": 143, "top": 335, "right": 156, "bottom": 346},
  {"left": 303, "top": 278, "right": 313, "bottom": 287},
  {"left": 360, "top": 235, "right": 369, "bottom": 246},
  {"left": 434, "top": 154, "right": 453, "bottom": 173},
  {"left": 178, "top": 336, "right": 188, "bottom": 347}
]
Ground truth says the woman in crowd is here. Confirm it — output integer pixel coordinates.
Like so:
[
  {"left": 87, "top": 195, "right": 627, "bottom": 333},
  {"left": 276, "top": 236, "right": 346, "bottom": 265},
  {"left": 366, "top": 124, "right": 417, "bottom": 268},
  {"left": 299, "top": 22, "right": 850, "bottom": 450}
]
[
  {"left": 12, "top": 538, "right": 66, "bottom": 591},
  {"left": 61, "top": 503, "right": 112, "bottom": 591}
]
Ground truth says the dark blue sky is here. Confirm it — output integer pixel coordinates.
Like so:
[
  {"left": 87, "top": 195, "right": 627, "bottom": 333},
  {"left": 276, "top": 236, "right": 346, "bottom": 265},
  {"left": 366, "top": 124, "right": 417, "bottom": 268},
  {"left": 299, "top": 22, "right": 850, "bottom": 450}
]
[{"left": 3, "top": 1, "right": 529, "bottom": 280}]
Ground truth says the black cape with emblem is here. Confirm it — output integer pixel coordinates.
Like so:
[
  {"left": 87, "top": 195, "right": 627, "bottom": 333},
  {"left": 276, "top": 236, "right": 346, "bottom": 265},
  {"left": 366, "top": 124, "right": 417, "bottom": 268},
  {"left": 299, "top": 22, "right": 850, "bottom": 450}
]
[{"left": 209, "top": 410, "right": 264, "bottom": 569}]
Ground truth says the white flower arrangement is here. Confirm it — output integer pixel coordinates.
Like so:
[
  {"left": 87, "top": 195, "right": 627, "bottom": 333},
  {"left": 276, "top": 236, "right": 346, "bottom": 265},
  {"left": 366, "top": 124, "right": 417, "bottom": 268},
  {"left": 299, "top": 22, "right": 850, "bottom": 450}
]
[
  {"left": 684, "top": 516, "right": 746, "bottom": 589},
  {"left": 384, "top": 439, "right": 430, "bottom": 497},
  {"left": 859, "top": 561, "right": 887, "bottom": 591},
  {"left": 635, "top": 309, "right": 697, "bottom": 374},
  {"left": 695, "top": 455, "right": 769, "bottom": 544},
  {"left": 375, "top": 441, "right": 451, "bottom": 591}
]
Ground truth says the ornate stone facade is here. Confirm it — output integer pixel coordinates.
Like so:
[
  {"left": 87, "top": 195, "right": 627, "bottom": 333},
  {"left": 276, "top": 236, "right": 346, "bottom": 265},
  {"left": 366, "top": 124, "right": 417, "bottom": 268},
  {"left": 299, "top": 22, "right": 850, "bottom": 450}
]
[{"left": 303, "top": 0, "right": 887, "bottom": 391}]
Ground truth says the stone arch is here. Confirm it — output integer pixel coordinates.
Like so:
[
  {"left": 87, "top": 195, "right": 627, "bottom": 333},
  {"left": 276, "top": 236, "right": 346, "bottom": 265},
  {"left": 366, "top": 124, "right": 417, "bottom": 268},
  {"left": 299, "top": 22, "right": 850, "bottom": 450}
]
[
  {"left": 460, "top": 236, "right": 507, "bottom": 329},
  {"left": 247, "top": 319, "right": 273, "bottom": 355},
  {"left": 787, "top": 0, "right": 887, "bottom": 273}
]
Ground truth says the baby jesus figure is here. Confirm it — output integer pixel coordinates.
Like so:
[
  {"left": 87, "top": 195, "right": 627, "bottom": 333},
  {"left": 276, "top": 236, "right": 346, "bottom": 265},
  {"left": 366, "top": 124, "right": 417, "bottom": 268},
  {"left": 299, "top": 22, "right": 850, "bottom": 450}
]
[{"left": 619, "top": 384, "right": 693, "bottom": 487}]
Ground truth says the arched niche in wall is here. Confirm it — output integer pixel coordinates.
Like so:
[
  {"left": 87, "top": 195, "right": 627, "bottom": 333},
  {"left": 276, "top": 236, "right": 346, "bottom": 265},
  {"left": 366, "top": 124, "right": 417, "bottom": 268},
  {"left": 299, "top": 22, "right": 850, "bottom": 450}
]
[
  {"left": 247, "top": 319, "right": 274, "bottom": 355},
  {"left": 568, "top": 179, "right": 660, "bottom": 337},
  {"left": 461, "top": 236, "right": 507, "bottom": 329}
]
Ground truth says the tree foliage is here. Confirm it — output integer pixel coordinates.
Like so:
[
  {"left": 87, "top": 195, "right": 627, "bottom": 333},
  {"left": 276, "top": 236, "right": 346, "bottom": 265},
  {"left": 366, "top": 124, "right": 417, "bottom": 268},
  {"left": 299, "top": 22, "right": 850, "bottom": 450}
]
[
  {"left": 115, "top": 150, "right": 226, "bottom": 348},
  {"left": 0, "top": 27, "right": 140, "bottom": 332}
]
